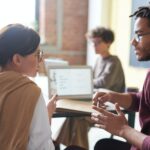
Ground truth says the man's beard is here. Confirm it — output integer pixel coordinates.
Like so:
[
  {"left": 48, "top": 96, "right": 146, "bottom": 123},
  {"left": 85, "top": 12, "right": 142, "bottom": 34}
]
[
  {"left": 137, "top": 46, "right": 150, "bottom": 61},
  {"left": 138, "top": 55, "right": 150, "bottom": 61}
]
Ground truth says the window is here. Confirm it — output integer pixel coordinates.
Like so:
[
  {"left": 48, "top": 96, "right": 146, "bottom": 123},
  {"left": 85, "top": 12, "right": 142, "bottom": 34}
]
[{"left": 0, "top": 0, "right": 36, "bottom": 29}]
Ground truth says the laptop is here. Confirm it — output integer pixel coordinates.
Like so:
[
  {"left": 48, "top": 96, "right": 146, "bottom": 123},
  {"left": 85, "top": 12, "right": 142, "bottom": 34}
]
[
  {"left": 47, "top": 65, "right": 93, "bottom": 101},
  {"left": 44, "top": 58, "right": 69, "bottom": 75}
]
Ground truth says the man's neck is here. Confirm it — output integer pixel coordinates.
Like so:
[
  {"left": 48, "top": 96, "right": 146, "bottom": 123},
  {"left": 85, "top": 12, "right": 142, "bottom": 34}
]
[{"left": 100, "top": 51, "right": 111, "bottom": 58}]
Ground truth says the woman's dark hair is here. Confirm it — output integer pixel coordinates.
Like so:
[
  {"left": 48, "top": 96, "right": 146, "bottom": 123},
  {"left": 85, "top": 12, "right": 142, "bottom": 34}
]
[
  {"left": 88, "top": 27, "right": 114, "bottom": 43},
  {"left": 0, "top": 23, "right": 40, "bottom": 67},
  {"left": 130, "top": 5, "right": 150, "bottom": 26}
]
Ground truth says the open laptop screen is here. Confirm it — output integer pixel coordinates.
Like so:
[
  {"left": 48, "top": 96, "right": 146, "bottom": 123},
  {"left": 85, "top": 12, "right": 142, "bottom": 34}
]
[{"left": 48, "top": 66, "right": 93, "bottom": 99}]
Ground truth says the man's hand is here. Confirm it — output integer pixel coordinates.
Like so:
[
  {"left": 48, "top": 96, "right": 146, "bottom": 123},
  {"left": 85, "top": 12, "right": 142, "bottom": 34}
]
[
  {"left": 91, "top": 103, "right": 128, "bottom": 136},
  {"left": 92, "top": 92, "right": 112, "bottom": 107}
]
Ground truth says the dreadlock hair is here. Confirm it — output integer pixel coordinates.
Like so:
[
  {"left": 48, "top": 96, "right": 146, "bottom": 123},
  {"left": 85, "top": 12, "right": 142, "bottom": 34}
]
[{"left": 130, "top": 5, "right": 150, "bottom": 26}]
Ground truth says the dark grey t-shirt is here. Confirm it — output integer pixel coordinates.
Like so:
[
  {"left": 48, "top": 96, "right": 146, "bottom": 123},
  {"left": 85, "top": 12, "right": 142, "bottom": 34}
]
[{"left": 93, "top": 55, "right": 125, "bottom": 92}]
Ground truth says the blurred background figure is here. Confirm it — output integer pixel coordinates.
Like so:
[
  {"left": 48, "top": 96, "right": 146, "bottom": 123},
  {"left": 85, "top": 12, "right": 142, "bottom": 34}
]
[{"left": 86, "top": 27, "right": 125, "bottom": 93}]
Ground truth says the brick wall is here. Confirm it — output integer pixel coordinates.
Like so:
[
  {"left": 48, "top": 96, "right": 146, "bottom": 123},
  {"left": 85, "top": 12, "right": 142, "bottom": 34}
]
[{"left": 39, "top": 0, "right": 88, "bottom": 73}]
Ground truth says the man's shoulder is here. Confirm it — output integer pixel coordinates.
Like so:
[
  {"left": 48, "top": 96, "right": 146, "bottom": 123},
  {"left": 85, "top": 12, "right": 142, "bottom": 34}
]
[
  {"left": 109, "top": 55, "right": 119, "bottom": 60},
  {"left": 109, "top": 55, "right": 122, "bottom": 64}
]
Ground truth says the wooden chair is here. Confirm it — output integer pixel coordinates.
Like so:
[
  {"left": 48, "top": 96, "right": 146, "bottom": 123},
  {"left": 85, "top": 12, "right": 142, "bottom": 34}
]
[{"left": 126, "top": 87, "right": 139, "bottom": 128}]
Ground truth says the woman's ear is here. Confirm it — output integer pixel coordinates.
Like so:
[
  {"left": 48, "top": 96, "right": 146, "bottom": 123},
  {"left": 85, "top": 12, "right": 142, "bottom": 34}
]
[{"left": 12, "top": 54, "right": 22, "bottom": 67}]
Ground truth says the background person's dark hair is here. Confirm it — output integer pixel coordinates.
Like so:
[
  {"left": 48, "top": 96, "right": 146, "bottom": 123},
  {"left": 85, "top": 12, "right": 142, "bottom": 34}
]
[
  {"left": 89, "top": 27, "right": 115, "bottom": 43},
  {"left": 130, "top": 5, "right": 150, "bottom": 26},
  {"left": 0, "top": 24, "right": 40, "bottom": 67}
]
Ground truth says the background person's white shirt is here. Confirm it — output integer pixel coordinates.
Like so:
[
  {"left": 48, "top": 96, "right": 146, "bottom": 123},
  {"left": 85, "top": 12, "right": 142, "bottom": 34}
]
[{"left": 27, "top": 93, "right": 55, "bottom": 150}]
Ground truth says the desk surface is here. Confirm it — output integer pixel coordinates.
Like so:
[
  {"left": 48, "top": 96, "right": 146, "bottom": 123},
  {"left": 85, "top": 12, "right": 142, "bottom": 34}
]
[
  {"left": 33, "top": 75, "right": 133, "bottom": 125},
  {"left": 53, "top": 111, "right": 91, "bottom": 118}
]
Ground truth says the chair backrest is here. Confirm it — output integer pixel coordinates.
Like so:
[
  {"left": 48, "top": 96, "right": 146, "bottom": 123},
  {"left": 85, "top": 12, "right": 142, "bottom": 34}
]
[
  {"left": 126, "top": 87, "right": 139, "bottom": 128},
  {"left": 126, "top": 87, "right": 139, "bottom": 92}
]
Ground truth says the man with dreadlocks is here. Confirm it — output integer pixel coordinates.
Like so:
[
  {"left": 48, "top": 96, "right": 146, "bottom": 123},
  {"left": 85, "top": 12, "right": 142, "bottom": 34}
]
[{"left": 91, "top": 4, "right": 150, "bottom": 150}]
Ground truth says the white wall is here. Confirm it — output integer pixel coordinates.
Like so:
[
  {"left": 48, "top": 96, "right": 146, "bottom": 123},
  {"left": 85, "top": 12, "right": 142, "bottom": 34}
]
[{"left": 87, "top": 0, "right": 112, "bottom": 67}]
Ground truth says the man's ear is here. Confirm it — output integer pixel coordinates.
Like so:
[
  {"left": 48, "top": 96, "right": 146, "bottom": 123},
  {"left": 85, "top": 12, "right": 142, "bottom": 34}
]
[{"left": 12, "top": 54, "right": 22, "bottom": 67}]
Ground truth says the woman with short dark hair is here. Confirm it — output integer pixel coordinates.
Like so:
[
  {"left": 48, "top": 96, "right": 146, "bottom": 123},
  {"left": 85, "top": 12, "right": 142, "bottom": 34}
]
[{"left": 0, "top": 24, "right": 57, "bottom": 150}]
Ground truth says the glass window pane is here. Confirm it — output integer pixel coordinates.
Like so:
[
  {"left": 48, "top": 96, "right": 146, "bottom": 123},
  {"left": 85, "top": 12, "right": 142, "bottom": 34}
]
[{"left": 0, "top": 0, "right": 35, "bottom": 29}]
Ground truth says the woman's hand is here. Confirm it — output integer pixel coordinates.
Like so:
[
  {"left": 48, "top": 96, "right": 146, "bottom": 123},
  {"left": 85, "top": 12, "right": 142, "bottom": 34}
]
[
  {"left": 47, "top": 94, "right": 58, "bottom": 118},
  {"left": 91, "top": 103, "right": 128, "bottom": 136}
]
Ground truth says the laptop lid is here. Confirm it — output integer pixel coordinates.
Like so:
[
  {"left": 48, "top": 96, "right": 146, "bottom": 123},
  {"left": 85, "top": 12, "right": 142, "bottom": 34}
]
[
  {"left": 47, "top": 65, "right": 93, "bottom": 100},
  {"left": 44, "top": 58, "right": 69, "bottom": 75}
]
